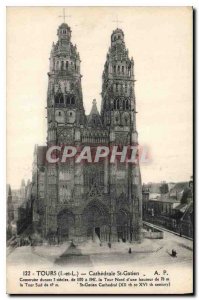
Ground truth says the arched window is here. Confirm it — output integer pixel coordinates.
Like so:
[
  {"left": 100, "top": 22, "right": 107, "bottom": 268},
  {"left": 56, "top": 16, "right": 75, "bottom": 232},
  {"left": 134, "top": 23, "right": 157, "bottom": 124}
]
[
  {"left": 61, "top": 61, "right": 64, "bottom": 70},
  {"left": 115, "top": 114, "right": 120, "bottom": 124},
  {"left": 55, "top": 93, "right": 64, "bottom": 104},
  {"left": 122, "top": 113, "right": 129, "bottom": 126},
  {"left": 71, "top": 96, "right": 75, "bottom": 105},
  {"left": 116, "top": 99, "right": 120, "bottom": 109},
  {"left": 56, "top": 61, "right": 59, "bottom": 70},
  {"left": 113, "top": 66, "right": 116, "bottom": 73},
  {"left": 65, "top": 95, "right": 75, "bottom": 105},
  {"left": 118, "top": 66, "right": 120, "bottom": 73},
  {"left": 114, "top": 99, "right": 116, "bottom": 110},
  {"left": 125, "top": 83, "right": 127, "bottom": 93},
  {"left": 123, "top": 100, "right": 125, "bottom": 110},
  {"left": 60, "top": 94, "right": 64, "bottom": 104},
  {"left": 66, "top": 96, "right": 70, "bottom": 104},
  {"left": 126, "top": 100, "right": 129, "bottom": 110},
  {"left": 66, "top": 61, "right": 69, "bottom": 69},
  {"left": 128, "top": 65, "right": 131, "bottom": 76},
  {"left": 118, "top": 35, "right": 120, "bottom": 39},
  {"left": 122, "top": 66, "right": 124, "bottom": 74}
]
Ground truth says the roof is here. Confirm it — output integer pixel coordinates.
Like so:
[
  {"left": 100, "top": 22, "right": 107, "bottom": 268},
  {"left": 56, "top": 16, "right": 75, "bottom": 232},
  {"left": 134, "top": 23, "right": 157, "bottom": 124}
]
[
  {"left": 112, "top": 28, "right": 124, "bottom": 35},
  {"left": 59, "top": 23, "right": 71, "bottom": 30},
  {"left": 144, "top": 183, "right": 162, "bottom": 194},
  {"left": 149, "top": 193, "right": 160, "bottom": 200},
  {"left": 170, "top": 182, "right": 189, "bottom": 194},
  {"left": 87, "top": 99, "right": 103, "bottom": 128},
  {"left": 169, "top": 182, "right": 190, "bottom": 202},
  {"left": 173, "top": 202, "right": 193, "bottom": 221},
  {"left": 149, "top": 193, "right": 180, "bottom": 204},
  {"left": 174, "top": 203, "right": 188, "bottom": 213},
  {"left": 89, "top": 99, "right": 99, "bottom": 116}
]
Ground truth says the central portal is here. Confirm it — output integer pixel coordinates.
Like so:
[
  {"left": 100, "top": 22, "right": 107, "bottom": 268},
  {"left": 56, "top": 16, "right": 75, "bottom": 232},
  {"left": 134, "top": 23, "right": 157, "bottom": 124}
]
[
  {"left": 57, "top": 209, "right": 75, "bottom": 243},
  {"left": 82, "top": 200, "right": 109, "bottom": 242},
  {"left": 95, "top": 227, "right": 100, "bottom": 239}
]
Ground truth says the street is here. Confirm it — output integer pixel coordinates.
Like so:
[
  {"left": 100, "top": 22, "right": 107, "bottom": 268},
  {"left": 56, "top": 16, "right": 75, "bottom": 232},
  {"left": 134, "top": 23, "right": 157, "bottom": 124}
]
[{"left": 7, "top": 228, "right": 193, "bottom": 269}]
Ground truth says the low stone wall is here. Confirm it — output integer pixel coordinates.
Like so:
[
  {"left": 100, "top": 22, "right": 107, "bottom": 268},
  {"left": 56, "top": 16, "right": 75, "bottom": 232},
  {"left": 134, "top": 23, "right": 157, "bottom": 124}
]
[
  {"left": 143, "top": 231, "right": 163, "bottom": 239},
  {"left": 143, "top": 223, "right": 164, "bottom": 239}
]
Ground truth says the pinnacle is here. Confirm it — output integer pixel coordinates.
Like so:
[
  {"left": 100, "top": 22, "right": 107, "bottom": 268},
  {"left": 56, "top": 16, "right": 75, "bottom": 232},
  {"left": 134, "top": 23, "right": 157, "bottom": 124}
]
[{"left": 89, "top": 99, "right": 99, "bottom": 116}]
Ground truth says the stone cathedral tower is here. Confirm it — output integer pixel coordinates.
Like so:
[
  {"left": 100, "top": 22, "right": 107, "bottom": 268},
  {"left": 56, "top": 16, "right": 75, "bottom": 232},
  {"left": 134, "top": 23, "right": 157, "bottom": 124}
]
[
  {"left": 101, "top": 28, "right": 142, "bottom": 241},
  {"left": 41, "top": 23, "right": 142, "bottom": 243}
]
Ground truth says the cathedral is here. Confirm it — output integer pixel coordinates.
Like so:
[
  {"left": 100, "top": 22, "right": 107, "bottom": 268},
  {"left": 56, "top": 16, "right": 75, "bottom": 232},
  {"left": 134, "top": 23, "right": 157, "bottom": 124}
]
[{"left": 34, "top": 22, "right": 142, "bottom": 244}]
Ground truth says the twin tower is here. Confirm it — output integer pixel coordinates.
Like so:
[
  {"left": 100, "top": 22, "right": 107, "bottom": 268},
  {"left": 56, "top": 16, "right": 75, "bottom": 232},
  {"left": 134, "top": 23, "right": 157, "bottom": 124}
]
[{"left": 42, "top": 22, "right": 142, "bottom": 243}]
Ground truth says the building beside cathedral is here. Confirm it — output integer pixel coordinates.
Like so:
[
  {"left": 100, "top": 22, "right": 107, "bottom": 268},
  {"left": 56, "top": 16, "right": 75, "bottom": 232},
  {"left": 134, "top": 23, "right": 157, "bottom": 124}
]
[{"left": 33, "top": 22, "right": 142, "bottom": 243}]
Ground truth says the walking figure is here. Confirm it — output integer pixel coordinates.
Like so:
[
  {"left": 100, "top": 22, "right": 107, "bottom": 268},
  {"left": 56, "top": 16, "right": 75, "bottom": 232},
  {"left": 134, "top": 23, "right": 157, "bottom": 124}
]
[{"left": 171, "top": 249, "right": 177, "bottom": 257}]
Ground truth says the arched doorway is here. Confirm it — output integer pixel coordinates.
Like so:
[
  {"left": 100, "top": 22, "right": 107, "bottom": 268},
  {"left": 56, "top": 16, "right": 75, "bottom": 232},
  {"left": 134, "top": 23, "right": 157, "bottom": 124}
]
[
  {"left": 116, "top": 209, "right": 130, "bottom": 242},
  {"left": 57, "top": 209, "right": 75, "bottom": 243},
  {"left": 82, "top": 201, "right": 109, "bottom": 242}
]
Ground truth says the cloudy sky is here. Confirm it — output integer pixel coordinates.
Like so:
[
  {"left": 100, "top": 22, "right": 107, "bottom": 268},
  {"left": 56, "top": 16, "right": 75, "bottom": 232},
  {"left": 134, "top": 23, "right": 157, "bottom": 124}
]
[{"left": 7, "top": 6, "right": 193, "bottom": 188}]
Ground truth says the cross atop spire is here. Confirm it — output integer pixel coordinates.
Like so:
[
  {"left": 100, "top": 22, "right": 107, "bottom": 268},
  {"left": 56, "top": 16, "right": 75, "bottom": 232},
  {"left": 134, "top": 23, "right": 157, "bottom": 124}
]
[
  {"left": 112, "top": 16, "right": 123, "bottom": 28},
  {"left": 59, "top": 8, "right": 71, "bottom": 23}
]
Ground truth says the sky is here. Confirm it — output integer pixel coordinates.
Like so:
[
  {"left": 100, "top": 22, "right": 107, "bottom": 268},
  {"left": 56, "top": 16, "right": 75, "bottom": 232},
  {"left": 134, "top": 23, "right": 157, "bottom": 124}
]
[{"left": 7, "top": 6, "right": 193, "bottom": 188}]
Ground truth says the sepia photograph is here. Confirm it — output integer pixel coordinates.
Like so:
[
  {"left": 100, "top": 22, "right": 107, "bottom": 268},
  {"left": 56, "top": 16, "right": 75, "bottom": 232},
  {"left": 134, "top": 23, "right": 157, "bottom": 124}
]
[{"left": 6, "top": 6, "right": 193, "bottom": 294}]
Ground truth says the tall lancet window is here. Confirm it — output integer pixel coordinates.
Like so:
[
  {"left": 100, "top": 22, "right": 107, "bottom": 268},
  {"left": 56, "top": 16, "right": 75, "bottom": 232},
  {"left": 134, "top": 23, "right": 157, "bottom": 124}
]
[{"left": 55, "top": 92, "right": 64, "bottom": 104}]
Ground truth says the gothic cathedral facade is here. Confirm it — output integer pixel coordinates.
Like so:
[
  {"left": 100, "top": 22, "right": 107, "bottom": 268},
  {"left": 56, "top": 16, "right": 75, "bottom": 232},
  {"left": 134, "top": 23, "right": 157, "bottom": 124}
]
[{"left": 43, "top": 22, "right": 142, "bottom": 243}]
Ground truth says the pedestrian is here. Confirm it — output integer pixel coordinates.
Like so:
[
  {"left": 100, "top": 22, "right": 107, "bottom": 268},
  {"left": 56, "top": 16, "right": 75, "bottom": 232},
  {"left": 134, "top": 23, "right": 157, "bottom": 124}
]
[{"left": 171, "top": 249, "right": 177, "bottom": 257}]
